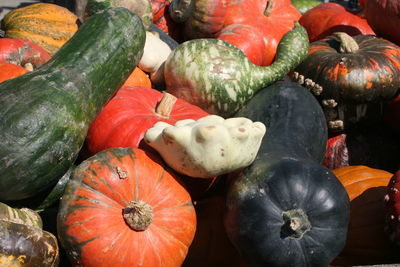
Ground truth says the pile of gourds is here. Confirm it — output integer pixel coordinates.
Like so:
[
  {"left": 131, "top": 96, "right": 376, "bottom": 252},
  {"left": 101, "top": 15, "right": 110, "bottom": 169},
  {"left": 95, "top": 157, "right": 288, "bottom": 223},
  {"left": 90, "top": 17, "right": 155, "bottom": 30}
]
[{"left": 0, "top": 0, "right": 399, "bottom": 266}]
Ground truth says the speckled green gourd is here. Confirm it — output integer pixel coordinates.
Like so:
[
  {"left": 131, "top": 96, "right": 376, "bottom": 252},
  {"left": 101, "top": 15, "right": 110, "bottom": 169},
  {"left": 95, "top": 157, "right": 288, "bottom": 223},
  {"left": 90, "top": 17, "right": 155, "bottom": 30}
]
[
  {"left": 0, "top": 8, "right": 145, "bottom": 201},
  {"left": 164, "top": 23, "right": 309, "bottom": 117},
  {"left": 291, "top": 0, "right": 323, "bottom": 14}
]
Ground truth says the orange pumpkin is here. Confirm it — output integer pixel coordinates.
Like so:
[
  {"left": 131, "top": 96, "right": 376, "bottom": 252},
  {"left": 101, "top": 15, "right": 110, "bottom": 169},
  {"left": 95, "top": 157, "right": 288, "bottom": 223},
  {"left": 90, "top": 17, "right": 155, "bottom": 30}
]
[
  {"left": 122, "top": 67, "right": 152, "bottom": 88},
  {"left": 1, "top": 3, "right": 78, "bottom": 55},
  {"left": 0, "top": 62, "right": 29, "bottom": 83},
  {"left": 58, "top": 147, "right": 197, "bottom": 267},
  {"left": 331, "top": 165, "right": 400, "bottom": 266}
]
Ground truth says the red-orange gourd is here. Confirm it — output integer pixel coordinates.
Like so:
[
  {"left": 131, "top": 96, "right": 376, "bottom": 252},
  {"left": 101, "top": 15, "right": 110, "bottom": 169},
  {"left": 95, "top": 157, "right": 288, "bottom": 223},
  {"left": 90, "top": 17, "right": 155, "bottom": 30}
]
[
  {"left": 121, "top": 67, "right": 152, "bottom": 88},
  {"left": 85, "top": 86, "right": 208, "bottom": 156},
  {"left": 57, "top": 147, "right": 197, "bottom": 267},
  {"left": 0, "top": 62, "right": 29, "bottom": 83},
  {"left": 331, "top": 165, "right": 400, "bottom": 266},
  {"left": 299, "top": 2, "right": 375, "bottom": 43}
]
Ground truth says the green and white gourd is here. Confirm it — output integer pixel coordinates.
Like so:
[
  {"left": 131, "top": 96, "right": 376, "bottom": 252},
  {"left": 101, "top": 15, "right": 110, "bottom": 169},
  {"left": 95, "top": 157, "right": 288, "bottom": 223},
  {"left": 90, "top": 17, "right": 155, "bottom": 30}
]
[{"left": 164, "top": 23, "right": 310, "bottom": 117}]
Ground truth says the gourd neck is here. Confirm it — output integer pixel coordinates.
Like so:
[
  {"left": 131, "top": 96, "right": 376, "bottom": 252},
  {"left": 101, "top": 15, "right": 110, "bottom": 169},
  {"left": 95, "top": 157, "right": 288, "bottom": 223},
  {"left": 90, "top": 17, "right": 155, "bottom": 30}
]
[
  {"left": 332, "top": 32, "right": 359, "bottom": 53},
  {"left": 281, "top": 209, "right": 311, "bottom": 239},
  {"left": 155, "top": 92, "right": 177, "bottom": 118},
  {"left": 251, "top": 23, "right": 309, "bottom": 92},
  {"left": 123, "top": 200, "right": 153, "bottom": 231}
]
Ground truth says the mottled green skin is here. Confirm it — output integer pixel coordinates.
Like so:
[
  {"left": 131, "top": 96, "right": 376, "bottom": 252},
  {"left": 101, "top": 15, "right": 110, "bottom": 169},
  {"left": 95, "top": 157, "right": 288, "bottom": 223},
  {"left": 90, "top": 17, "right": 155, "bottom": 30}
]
[
  {"left": 291, "top": 0, "right": 323, "bottom": 14},
  {"left": 0, "top": 8, "right": 145, "bottom": 201},
  {"left": 86, "top": 0, "right": 153, "bottom": 29},
  {"left": 164, "top": 24, "right": 309, "bottom": 117}
]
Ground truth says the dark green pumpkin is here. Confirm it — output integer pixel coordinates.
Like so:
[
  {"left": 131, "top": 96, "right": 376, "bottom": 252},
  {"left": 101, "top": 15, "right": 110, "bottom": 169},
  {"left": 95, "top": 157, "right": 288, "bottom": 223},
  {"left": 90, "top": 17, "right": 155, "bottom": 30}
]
[
  {"left": 224, "top": 81, "right": 350, "bottom": 267},
  {"left": 0, "top": 202, "right": 59, "bottom": 266},
  {"left": 0, "top": 8, "right": 146, "bottom": 201},
  {"left": 292, "top": 32, "right": 400, "bottom": 131}
]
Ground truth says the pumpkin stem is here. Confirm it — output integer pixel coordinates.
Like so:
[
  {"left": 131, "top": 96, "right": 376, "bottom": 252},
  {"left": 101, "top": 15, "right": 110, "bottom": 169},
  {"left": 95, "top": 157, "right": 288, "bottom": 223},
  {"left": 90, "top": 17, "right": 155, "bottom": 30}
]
[
  {"left": 123, "top": 200, "right": 153, "bottom": 231},
  {"left": 155, "top": 92, "right": 178, "bottom": 118},
  {"left": 264, "top": 0, "right": 273, "bottom": 17},
  {"left": 332, "top": 32, "right": 359, "bottom": 53},
  {"left": 281, "top": 209, "right": 311, "bottom": 239}
]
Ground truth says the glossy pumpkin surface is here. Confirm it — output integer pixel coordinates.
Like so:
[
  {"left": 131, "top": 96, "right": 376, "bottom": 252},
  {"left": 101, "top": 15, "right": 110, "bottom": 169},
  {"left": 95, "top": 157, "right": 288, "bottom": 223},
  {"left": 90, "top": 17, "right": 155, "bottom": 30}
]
[
  {"left": 1, "top": 3, "right": 78, "bottom": 55},
  {"left": 0, "top": 62, "right": 29, "bottom": 83},
  {"left": 58, "top": 147, "right": 197, "bottom": 267},
  {"left": 299, "top": 2, "right": 375, "bottom": 42},
  {"left": 293, "top": 33, "right": 400, "bottom": 131},
  {"left": 332, "top": 166, "right": 400, "bottom": 266},
  {"left": 86, "top": 86, "right": 208, "bottom": 155}
]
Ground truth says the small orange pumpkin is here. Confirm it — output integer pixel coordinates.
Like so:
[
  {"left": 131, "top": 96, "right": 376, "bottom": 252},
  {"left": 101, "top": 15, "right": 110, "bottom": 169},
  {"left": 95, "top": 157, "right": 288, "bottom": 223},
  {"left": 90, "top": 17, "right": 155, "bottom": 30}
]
[
  {"left": 122, "top": 67, "right": 152, "bottom": 88},
  {"left": 0, "top": 62, "right": 29, "bottom": 83},
  {"left": 58, "top": 147, "right": 197, "bottom": 267},
  {"left": 1, "top": 3, "right": 78, "bottom": 55},
  {"left": 331, "top": 165, "right": 400, "bottom": 266}
]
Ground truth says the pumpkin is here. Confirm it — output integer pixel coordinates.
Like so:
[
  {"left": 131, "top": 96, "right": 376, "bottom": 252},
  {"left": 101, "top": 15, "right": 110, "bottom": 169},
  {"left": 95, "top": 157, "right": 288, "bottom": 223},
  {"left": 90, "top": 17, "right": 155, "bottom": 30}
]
[
  {"left": 323, "top": 133, "right": 348, "bottom": 170},
  {"left": 0, "top": 38, "right": 51, "bottom": 69},
  {"left": 151, "top": 0, "right": 183, "bottom": 41},
  {"left": 1, "top": 3, "right": 79, "bottom": 55},
  {"left": 0, "top": 8, "right": 145, "bottom": 201},
  {"left": 364, "top": 0, "right": 400, "bottom": 46},
  {"left": 86, "top": 86, "right": 208, "bottom": 156},
  {"left": 385, "top": 170, "right": 400, "bottom": 248},
  {"left": 331, "top": 166, "right": 400, "bottom": 266},
  {"left": 292, "top": 32, "right": 400, "bottom": 131},
  {"left": 0, "top": 62, "right": 29, "bottom": 83},
  {"left": 224, "top": 81, "right": 350, "bottom": 266},
  {"left": 169, "top": 0, "right": 301, "bottom": 66},
  {"left": 164, "top": 23, "right": 309, "bottom": 117},
  {"left": 0, "top": 202, "right": 59, "bottom": 266},
  {"left": 299, "top": 2, "right": 375, "bottom": 43},
  {"left": 57, "top": 147, "right": 197, "bottom": 267},
  {"left": 183, "top": 196, "right": 249, "bottom": 267},
  {"left": 122, "top": 67, "right": 152, "bottom": 88}
]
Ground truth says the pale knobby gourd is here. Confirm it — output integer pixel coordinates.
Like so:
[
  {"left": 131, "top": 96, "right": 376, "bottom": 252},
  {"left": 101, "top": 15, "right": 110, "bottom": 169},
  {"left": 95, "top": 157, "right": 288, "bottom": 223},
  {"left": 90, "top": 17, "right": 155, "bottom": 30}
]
[
  {"left": 139, "top": 31, "right": 172, "bottom": 81},
  {"left": 144, "top": 115, "right": 266, "bottom": 178}
]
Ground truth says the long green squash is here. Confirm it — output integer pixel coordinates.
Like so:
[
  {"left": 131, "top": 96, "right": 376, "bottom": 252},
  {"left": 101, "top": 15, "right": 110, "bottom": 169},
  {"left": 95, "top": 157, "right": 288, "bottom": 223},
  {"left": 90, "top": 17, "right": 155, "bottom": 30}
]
[{"left": 0, "top": 8, "right": 146, "bottom": 201}]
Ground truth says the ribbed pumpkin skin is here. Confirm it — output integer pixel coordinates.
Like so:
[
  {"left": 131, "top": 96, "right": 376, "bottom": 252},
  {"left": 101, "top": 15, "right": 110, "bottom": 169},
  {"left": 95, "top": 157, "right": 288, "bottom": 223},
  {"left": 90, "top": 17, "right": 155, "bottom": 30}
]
[
  {"left": 1, "top": 3, "right": 78, "bottom": 55},
  {"left": 0, "top": 8, "right": 145, "bottom": 201},
  {"left": 86, "top": 86, "right": 208, "bottom": 155},
  {"left": 299, "top": 3, "right": 375, "bottom": 42},
  {"left": 0, "top": 202, "right": 59, "bottom": 267},
  {"left": 332, "top": 166, "right": 400, "bottom": 266},
  {"left": 57, "top": 147, "right": 196, "bottom": 267},
  {"left": 295, "top": 34, "right": 400, "bottom": 103}
]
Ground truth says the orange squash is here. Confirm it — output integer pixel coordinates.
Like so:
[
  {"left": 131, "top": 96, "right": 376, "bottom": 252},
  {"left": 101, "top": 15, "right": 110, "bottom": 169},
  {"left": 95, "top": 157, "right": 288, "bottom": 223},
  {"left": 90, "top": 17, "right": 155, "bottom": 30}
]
[
  {"left": 0, "top": 62, "right": 29, "bottom": 83},
  {"left": 331, "top": 165, "right": 400, "bottom": 266},
  {"left": 122, "top": 67, "right": 152, "bottom": 88},
  {"left": 1, "top": 3, "right": 78, "bottom": 55},
  {"left": 58, "top": 147, "right": 197, "bottom": 267}
]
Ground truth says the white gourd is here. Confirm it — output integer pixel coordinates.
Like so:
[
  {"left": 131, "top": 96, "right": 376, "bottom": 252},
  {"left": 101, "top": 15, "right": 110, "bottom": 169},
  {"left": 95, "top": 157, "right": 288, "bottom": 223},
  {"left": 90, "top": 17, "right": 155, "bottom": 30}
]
[
  {"left": 144, "top": 115, "right": 266, "bottom": 178},
  {"left": 139, "top": 31, "right": 171, "bottom": 75}
]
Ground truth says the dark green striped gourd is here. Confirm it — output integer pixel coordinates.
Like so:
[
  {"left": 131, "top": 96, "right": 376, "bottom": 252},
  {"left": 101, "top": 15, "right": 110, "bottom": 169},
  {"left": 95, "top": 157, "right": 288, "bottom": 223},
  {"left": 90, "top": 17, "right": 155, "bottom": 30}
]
[
  {"left": 164, "top": 23, "right": 309, "bottom": 117},
  {"left": 0, "top": 8, "right": 146, "bottom": 201},
  {"left": 0, "top": 202, "right": 59, "bottom": 266}
]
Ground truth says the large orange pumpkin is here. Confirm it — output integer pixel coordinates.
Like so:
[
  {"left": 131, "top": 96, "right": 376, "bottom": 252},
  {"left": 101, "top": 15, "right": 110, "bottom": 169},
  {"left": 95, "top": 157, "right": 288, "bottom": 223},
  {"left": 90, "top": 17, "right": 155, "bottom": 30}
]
[
  {"left": 57, "top": 147, "right": 197, "bottom": 267},
  {"left": 331, "top": 165, "right": 400, "bottom": 266},
  {"left": 1, "top": 3, "right": 78, "bottom": 55}
]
